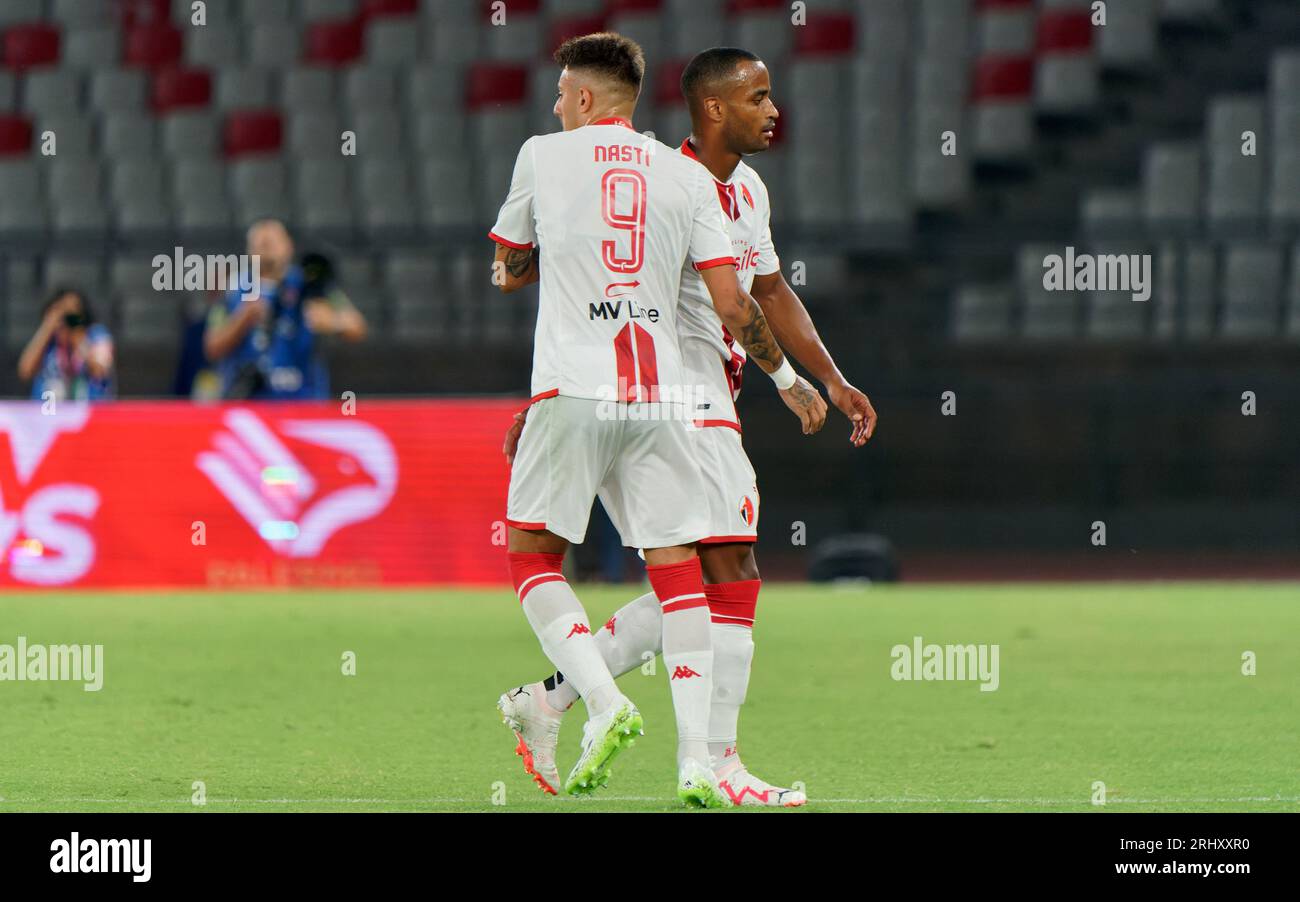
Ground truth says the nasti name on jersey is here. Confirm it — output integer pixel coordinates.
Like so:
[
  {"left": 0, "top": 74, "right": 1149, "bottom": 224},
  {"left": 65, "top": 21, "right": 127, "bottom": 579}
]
[{"left": 594, "top": 143, "right": 654, "bottom": 166}]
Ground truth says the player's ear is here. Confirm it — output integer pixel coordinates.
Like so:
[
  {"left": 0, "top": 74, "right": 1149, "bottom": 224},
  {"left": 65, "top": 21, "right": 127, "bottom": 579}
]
[
  {"left": 704, "top": 96, "right": 725, "bottom": 124},
  {"left": 579, "top": 85, "right": 593, "bottom": 114}
]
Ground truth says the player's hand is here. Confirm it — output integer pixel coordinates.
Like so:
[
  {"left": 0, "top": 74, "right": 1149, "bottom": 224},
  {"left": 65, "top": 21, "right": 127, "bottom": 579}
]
[
  {"left": 826, "top": 380, "right": 878, "bottom": 447},
  {"left": 503, "top": 410, "right": 527, "bottom": 466},
  {"left": 779, "top": 375, "right": 827, "bottom": 435},
  {"left": 304, "top": 300, "right": 337, "bottom": 334}
]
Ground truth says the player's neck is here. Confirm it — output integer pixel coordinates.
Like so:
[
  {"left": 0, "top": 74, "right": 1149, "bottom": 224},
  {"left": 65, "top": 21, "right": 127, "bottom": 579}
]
[
  {"left": 686, "top": 135, "right": 741, "bottom": 184},
  {"left": 584, "top": 105, "right": 635, "bottom": 128}
]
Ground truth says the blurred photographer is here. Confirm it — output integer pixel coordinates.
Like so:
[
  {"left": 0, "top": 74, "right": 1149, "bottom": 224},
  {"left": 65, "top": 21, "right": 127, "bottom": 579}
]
[
  {"left": 203, "top": 219, "right": 365, "bottom": 400},
  {"left": 17, "top": 287, "right": 116, "bottom": 402}
]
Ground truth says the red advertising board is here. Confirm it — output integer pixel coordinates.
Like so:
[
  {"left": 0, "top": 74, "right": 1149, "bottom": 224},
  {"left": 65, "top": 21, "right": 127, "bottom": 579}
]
[{"left": 0, "top": 399, "right": 520, "bottom": 589}]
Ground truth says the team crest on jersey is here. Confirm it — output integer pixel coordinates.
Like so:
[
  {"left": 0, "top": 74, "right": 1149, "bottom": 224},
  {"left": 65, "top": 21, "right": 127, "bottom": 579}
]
[
  {"left": 740, "top": 184, "right": 754, "bottom": 210},
  {"left": 739, "top": 495, "right": 755, "bottom": 527}
]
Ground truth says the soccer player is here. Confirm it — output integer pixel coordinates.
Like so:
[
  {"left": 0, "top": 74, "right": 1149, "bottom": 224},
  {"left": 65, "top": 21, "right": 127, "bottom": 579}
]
[
  {"left": 502, "top": 47, "right": 878, "bottom": 807},
  {"left": 489, "top": 34, "right": 827, "bottom": 807}
]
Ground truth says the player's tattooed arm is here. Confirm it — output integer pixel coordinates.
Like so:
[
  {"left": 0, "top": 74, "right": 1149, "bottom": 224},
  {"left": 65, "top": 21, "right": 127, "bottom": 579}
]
[{"left": 492, "top": 242, "right": 540, "bottom": 293}]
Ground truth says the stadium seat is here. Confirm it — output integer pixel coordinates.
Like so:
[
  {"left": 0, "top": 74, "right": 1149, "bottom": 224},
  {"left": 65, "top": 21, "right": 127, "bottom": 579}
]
[
  {"left": 238, "top": 0, "right": 294, "bottom": 24},
  {"left": 23, "top": 71, "right": 83, "bottom": 116},
  {"left": 50, "top": 0, "right": 117, "bottom": 28},
  {"left": 353, "top": 109, "right": 403, "bottom": 153},
  {"left": 1205, "top": 95, "right": 1265, "bottom": 237},
  {"left": 466, "top": 63, "right": 529, "bottom": 111},
  {"left": 0, "top": 115, "right": 33, "bottom": 155},
  {"left": 919, "top": 0, "right": 972, "bottom": 58},
  {"left": 303, "top": 0, "right": 361, "bottom": 22},
  {"left": 53, "top": 196, "right": 112, "bottom": 238},
  {"left": 1142, "top": 142, "right": 1202, "bottom": 235},
  {"left": 1035, "top": 8, "right": 1097, "bottom": 115},
  {"left": 1019, "top": 243, "right": 1080, "bottom": 338},
  {"left": 366, "top": 19, "right": 421, "bottom": 65},
  {"left": 38, "top": 115, "right": 94, "bottom": 156},
  {"left": 162, "top": 111, "right": 221, "bottom": 157},
  {"left": 48, "top": 158, "right": 105, "bottom": 202},
  {"left": 3, "top": 24, "right": 61, "bottom": 71},
  {"left": 857, "top": 0, "right": 910, "bottom": 63},
  {"left": 951, "top": 283, "right": 1014, "bottom": 341},
  {"left": 1098, "top": 0, "right": 1157, "bottom": 71},
  {"left": 729, "top": 0, "right": 794, "bottom": 63},
  {"left": 288, "top": 112, "right": 343, "bottom": 159},
  {"left": 111, "top": 160, "right": 168, "bottom": 206},
  {"left": 429, "top": 18, "right": 481, "bottom": 66},
  {"left": 0, "top": 71, "right": 14, "bottom": 109},
  {"left": 124, "top": 24, "right": 184, "bottom": 70},
  {"left": 344, "top": 66, "right": 400, "bottom": 110},
  {"left": 63, "top": 28, "right": 121, "bottom": 72},
  {"left": 295, "top": 158, "right": 354, "bottom": 232},
  {"left": 282, "top": 68, "right": 338, "bottom": 109},
  {"left": 101, "top": 113, "right": 157, "bottom": 157},
  {"left": 413, "top": 110, "right": 470, "bottom": 154},
  {"left": 971, "top": 55, "right": 1034, "bottom": 162},
  {"left": 90, "top": 70, "right": 148, "bottom": 112},
  {"left": 171, "top": 159, "right": 234, "bottom": 230},
  {"left": 1081, "top": 188, "right": 1141, "bottom": 236},
  {"left": 214, "top": 69, "right": 274, "bottom": 111},
  {"left": 419, "top": 156, "right": 477, "bottom": 227},
  {"left": 0, "top": 0, "right": 44, "bottom": 28},
  {"left": 185, "top": 25, "right": 241, "bottom": 67},
  {"left": 224, "top": 110, "right": 283, "bottom": 157},
  {"left": 248, "top": 24, "right": 302, "bottom": 68},
  {"left": 1220, "top": 243, "right": 1283, "bottom": 337},
  {"left": 306, "top": 19, "right": 365, "bottom": 67},
  {"left": 152, "top": 69, "right": 213, "bottom": 113},
  {"left": 1083, "top": 241, "right": 1151, "bottom": 340},
  {"left": 608, "top": 2, "right": 665, "bottom": 67},
  {"left": 406, "top": 63, "right": 464, "bottom": 115},
  {"left": 359, "top": 158, "right": 419, "bottom": 233},
  {"left": 976, "top": 2, "right": 1035, "bottom": 55},
  {"left": 44, "top": 254, "right": 103, "bottom": 299},
  {"left": 113, "top": 259, "right": 177, "bottom": 344},
  {"left": 1159, "top": 0, "right": 1222, "bottom": 27},
  {"left": 1286, "top": 242, "right": 1300, "bottom": 338}
]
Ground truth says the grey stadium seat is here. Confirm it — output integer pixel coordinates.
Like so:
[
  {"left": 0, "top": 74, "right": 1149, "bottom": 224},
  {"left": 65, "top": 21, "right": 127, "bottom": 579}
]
[
  {"left": 952, "top": 284, "right": 1014, "bottom": 341},
  {"left": 101, "top": 114, "right": 158, "bottom": 158},
  {"left": 238, "top": 0, "right": 293, "bottom": 23},
  {"left": 344, "top": 67, "right": 400, "bottom": 111},
  {"left": 49, "top": 0, "right": 115, "bottom": 27},
  {"left": 0, "top": 0, "right": 44, "bottom": 26},
  {"left": 215, "top": 70, "right": 274, "bottom": 111},
  {"left": 429, "top": 19, "right": 481, "bottom": 66},
  {"left": 289, "top": 112, "right": 344, "bottom": 159},
  {"left": 301, "top": 0, "right": 358, "bottom": 22},
  {"left": 367, "top": 20, "right": 421, "bottom": 66},
  {"left": 406, "top": 64, "right": 463, "bottom": 115},
  {"left": 90, "top": 71, "right": 147, "bottom": 113},
  {"left": 53, "top": 197, "right": 111, "bottom": 237},
  {"left": 1083, "top": 241, "right": 1152, "bottom": 340},
  {"left": 185, "top": 26, "right": 241, "bottom": 67},
  {"left": 113, "top": 260, "right": 178, "bottom": 345},
  {"left": 24, "top": 71, "right": 83, "bottom": 115},
  {"left": 359, "top": 158, "right": 419, "bottom": 233},
  {"left": 1081, "top": 188, "right": 1142, "bottom": 236},
  {"left": 1205, "top": 95, "right": 1266, "bottom": 236},
  {"left": 63, "top": 28, "right": 121, "bottom": 71},
  {"left": 162, "top": 112, "right": 221, "bottom": 157},
  {"left": 1180, "top": 243, "right": 1218, "bottom": 338},
  {"left": 48, "top": 159, "right": 104, "bottom": 202},
  {"left": 172, "top": 160, "right": 234, "bottom": 230},
  {"left": 858, "top": 0, "right": 911, "bottom": 64},
  {"left": 0, "top": 72, "right": 15, "bottom": 110},
  {"left": 1142, "top": 142, "right": 1202, "bottom": 234},
  {"left": 1220, "top": 244, "right": 1284, "bottom": 337},
  {"left": 353, "top": 110, "right": 403, "bottom": 155},
  {"left": 1099, "top": 0, "right": 1157, "bottom": 70},
  {"left": 919, "top": 0, "right": 972, "bottom": 58},
  {"left": 1019, "top": 243, "right": 1081, "bottom": 339},
  {"left": 419, "top": 157, "right": 477, "bottom": 227},
  {"left": 38, "top": 115, "right": 95, "bottom": 157},
  {"left": 281, "top": 68, "right": 337, "bottom": 109},
  {"left": 248, "top": 25, "right": 302, "bottom": 69}
]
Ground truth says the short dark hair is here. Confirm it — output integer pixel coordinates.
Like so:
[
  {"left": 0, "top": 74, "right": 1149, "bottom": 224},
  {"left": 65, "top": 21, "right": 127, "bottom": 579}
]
[
  {"left": 680, "top": 47, "right": 762, "bottom": 107},
  {"left": 43, "top": 286, "right": 95, "bottom": 324},
  {"left": 553, "top": 32, "right": 645, "bottom": 97}
]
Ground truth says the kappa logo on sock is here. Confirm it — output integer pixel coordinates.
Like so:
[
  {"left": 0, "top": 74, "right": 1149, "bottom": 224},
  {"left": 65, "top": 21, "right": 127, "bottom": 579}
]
[
  {"left": 724, "top": 746, "right": 738, "bottom": 758},
  {"left": 566, "top": 623, "right": 591, "bottom": 638},
  {"left": 670, "top": 665, "right": 701, "bottom": 680},
  {"left": 604, "top": 616, "right": 616, "bottom": 635}
]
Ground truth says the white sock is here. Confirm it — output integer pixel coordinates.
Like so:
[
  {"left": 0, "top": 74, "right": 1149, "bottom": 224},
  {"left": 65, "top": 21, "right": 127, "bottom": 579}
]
[
  {"left": 708, "top": 623, "right": 754, "bottom": 771},
  {"left": 546, "top": 591, "right": 662, "bottom": 711},
  {"left": 520, "top": 579, "right": 619, "bottom": 716},
  {"left": 661, "top": 605, "right": 713, "bottom": 768}
]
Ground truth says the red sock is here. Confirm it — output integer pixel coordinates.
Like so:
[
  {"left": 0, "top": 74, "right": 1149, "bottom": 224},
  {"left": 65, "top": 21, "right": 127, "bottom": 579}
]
[
  {"left": 507, "top": 552, "right": 565, "bottom": 604},
  {"left": 646, "top": 557, "right": 709, "bottom": 612},
  {"left": 705, "top": 579, "right": 760, "bottom": 628}
]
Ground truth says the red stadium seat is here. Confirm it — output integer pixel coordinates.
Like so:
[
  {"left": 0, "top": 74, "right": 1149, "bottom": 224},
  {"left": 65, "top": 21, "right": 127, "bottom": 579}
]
[
  {"left": 152, "top": 68, "right": 212, "bottom": 113},
  {"left": 305, "top": 19, "right": 364, "bottom": 67},
  {"left": 549, "top": 14, "right": 607, "bottom": 57},
  {"left": 466, "top": 63, "right": 528, "bottom": 110},
  {"left": 480, "top": 0, "right": 539, "bottom": 16},
  {"left": 122, "top": 0, "right": 172, "bottom": 29},
  {"left": 124, "top": 23, "right": 183, "bottom": 70},
  {"left": 607, "top": 0, "right": 664, "bottom": 11},
  {"left": 224, "top": 110, "right": 284, "bottom": 158},
  {"left": 972, "top": 55, "right": 1035, "bottom": 99},
  {"left": 0, "top": 114, "right": 33, "bottom": 155},
  {"left": 655, "top": 59, "right": 689, "bottom": 107},
  {"left": 361, "top": 0, "right": 419, "bottom": 19},
  {"left": 727, "top": 0, "right": 786, "bottom": 11},
  {"left": 1037, "top": 10, "right": 1094, "bottom": 53},
  {"left": 3, "top": 24, "right": 61, "bottom": 71},
  {"left": 793, "top": 13, "right": 856, "bottom": 56}
]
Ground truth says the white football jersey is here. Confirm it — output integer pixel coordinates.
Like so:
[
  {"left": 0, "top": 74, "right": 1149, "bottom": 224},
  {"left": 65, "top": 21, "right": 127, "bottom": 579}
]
[
  {"left": 490, "top": 119, "right": 736, "bottom": 405},
  {"left": 674, "top": 139, "right": 781, "bottom": 427}
]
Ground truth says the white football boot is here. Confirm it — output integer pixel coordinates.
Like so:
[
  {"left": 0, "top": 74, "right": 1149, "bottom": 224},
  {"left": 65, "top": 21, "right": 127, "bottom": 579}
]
[
  {"left": 715, "top": 757, "right": 807, "bottom": 807},
  {"left": 677, "top": 757, "right": 729, "bottom": 809},
  {"left": 497, "top": 682, "right": 564, "bottom": 796},
  {"left": 564, "top": 695, "right": 643, "bottom": 795}
]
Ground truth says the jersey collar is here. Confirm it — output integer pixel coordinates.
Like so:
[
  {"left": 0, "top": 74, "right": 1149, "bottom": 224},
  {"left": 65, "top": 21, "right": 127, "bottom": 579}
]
[
  {"left": 591, "top": 116, "right": 634, "bottom": 129},
  {"left": 681, "top": 137, "right": 742, "bottom": 188}
]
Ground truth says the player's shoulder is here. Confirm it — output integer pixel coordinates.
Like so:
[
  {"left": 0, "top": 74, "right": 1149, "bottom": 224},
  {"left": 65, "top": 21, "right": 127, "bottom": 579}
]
[{"left": 733, "top": 159, "right": 771, "bottom": 198}]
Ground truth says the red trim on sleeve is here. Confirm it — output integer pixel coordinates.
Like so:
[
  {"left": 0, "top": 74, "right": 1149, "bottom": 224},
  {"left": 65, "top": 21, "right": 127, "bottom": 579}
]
[
  {"left": 693, "top": 419, "right": 742, "bottom": 433},
  {"left": 694, "top": 257, "right": 737, "bottom": 271},
  {"left": 489, "top": 231, "right": 533, "bottom": 250}
]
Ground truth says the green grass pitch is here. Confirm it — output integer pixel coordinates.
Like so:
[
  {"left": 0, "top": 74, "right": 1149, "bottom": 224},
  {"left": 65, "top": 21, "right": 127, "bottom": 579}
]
[{"left": 1, "top": 583, "right": 1296, "bottom": 812}]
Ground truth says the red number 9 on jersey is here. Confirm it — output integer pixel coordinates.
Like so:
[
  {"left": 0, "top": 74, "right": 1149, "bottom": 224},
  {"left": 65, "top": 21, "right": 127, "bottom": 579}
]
[{"left": 600, "top": 168, "right": 647, "bottom": 274}]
